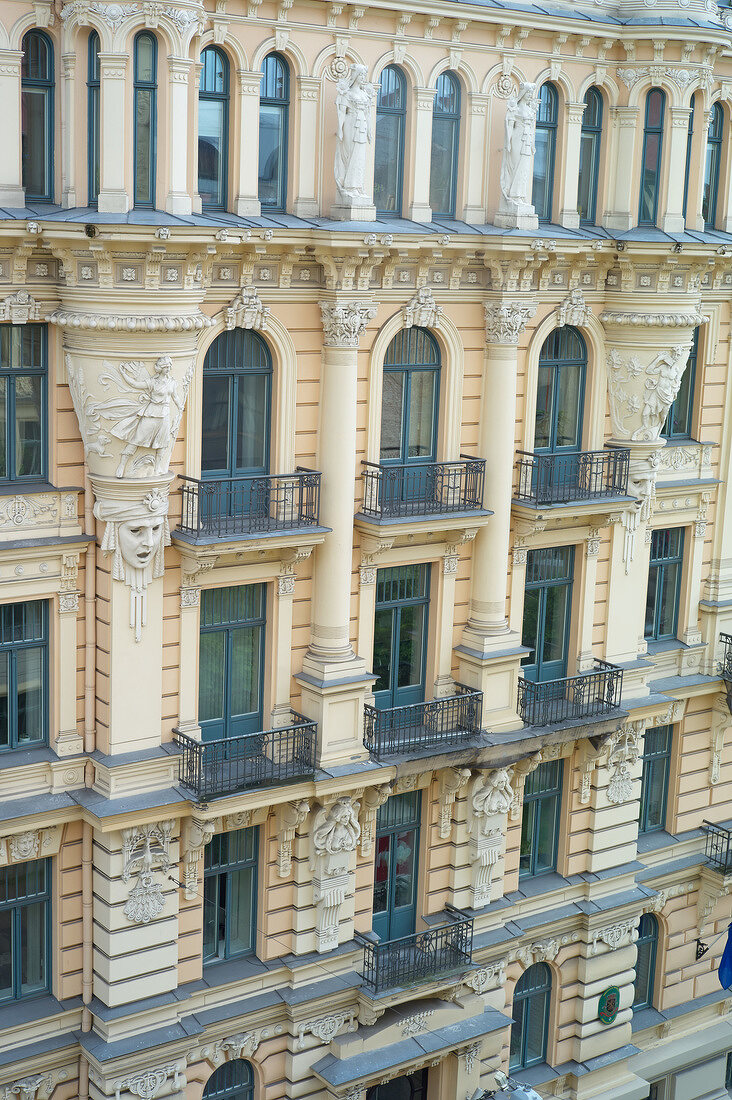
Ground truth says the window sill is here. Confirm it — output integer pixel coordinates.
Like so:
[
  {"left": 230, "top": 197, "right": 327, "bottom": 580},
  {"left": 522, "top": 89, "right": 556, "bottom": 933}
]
[
  {"left": 631, "top": 1005, "right": 666, "bottom": 1032},
  {"left": 636, "top": 829, "right": 677, "bottom": 855},
  {"left": 510, "top": 1062, "right": 561, "bottom": 1088},
  {"left": 0, "top": 744, "right": 56, "bottom": 768},
  {"left": 513, "top": 871, "right": 569, "bottom": 899},
  {"left": 202, "top": 954, "right": 270, "bottom": 988},
  {"left": 0, "top": 992, "right": 64, "bottom": 1032},
  {"left": 645, "top": 639, "right": 687, "bottom": 655}
]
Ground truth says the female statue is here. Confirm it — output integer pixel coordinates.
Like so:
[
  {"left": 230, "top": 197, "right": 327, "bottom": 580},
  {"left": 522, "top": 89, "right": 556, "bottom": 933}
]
[
  {"left": 334, "top": 63, "right": 374, "bottom": 204},
  {"left": 500, "top": 82, "right": 539, "bottom": 209}
]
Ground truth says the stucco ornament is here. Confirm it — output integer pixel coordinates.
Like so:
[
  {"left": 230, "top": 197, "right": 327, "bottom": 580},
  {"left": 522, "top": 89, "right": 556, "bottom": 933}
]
[
  {"left": 403, "top": 288, "right": 443, "bottom": 330},
  {"left": 471, "top": 768, "right": 514, "bottom": 819},
  {"left": 93, "top": 481, "right": 171, "bottom": 641},
  {"left": 633, "top": 345, "right": 691, "bottom": 442},
  {"left": 484, "top": 301, "right": 536, "bottom": 344},
  {"left": 606, "top": 723, "right": 643, "bottom": 804},
  {"left": 121, "top": 820, "right": 173, "bottom": 925},
  {"left": 312, "top": 796, "right": 361, "bottom": 855},
  {"left": 113, "top": 1064, "right": 185, "bottom": 1100},
  {"left": 182, "top": 816, "right": 216, "bottom": 899},
  {"left": 224, "top": 287, "right": 270, "bottom": 331},
  {"left": 334, "top": 64, "right": 374, "bottom": 204},
  {"left": 320, "top": 300, "right": 377, "bottom": 346},
  {"left": 556, "top": 289, "right": 591, "bottom": 329},
  {"left": 606, "top": 345, "right": 691, "bottom": 443},
  {"left": 0, "top": 291, "right": 41, "bottom": 324},
  {"left": 311, "top": 797, "right": 360, "bottom": 952},
  {"left": 468, "top": 769, "right": 511, "bottom": 908},
  {"left": 498, "top": 83, "right": 539, "bottom": 213},
  {"left": 0, "top": 1071, "right": 68, "bottom": 1100}
]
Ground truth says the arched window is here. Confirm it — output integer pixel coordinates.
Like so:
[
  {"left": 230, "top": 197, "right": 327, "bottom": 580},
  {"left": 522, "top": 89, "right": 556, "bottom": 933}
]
[
  {"left": 703, "top": 102, "right": 724, "bottom": 229},
  {"left": 663, "top": 326, "right": 698, "bottom": 439},
  {"left": 21, "top": 30, "right": 54, "bottom": 202},
  {"left": 374, "top": 65, "right": 406, "bottom": 216},
  {"left": 510, "top": 962, "right": 551, "bottom": 1070},
  {"left": 532, "top": 83, "right": 558, "bottom": 223},
  {"left": 133, "top": 32, "right": 157, "bottom": 207},
  {"left": 577, "top": 87, "right": 602, "bottom": 225},
  {"left": 682, "top": 95, "right": 695, "bottom": 220},
  {"left": 633, "top": 914, "right": 659, "bottom": 1010},
  {"left": 87, "top": 31, "right": 100, "bottom": 205},
  {"left": 535, "top": 327, "right": 586, "bottom": 457},
  {"left": 258, "top": 53, "right": 288, "bottom": 211},
  {"left": 203, "top": 1059, "right": 254, "bottom": 1099},
  {"left": 199, "top": 46, "right": 229, "bottom": 210},
  {"left": 639, "top": 88, "right": 665, "bottom": 226},
  {"left": 379, "top": 327, "right": 440, "bottom": 509},
  {"left": 429, "top": 71, "right": 460, "bottom": 218}
]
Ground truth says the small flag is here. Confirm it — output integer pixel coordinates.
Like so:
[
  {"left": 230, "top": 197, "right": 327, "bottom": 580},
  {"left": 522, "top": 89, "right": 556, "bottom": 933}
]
[{"left": 718, "top": 923, "right": 732, "bottom": 989}]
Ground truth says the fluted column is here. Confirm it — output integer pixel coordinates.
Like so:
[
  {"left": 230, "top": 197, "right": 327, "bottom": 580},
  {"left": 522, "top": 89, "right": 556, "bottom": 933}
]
[
  {"left": 0, "top": 50, "right": 24, "bottom": 206},
  {"left": 166, "top": 58, "right": 193, "bottom": 215},
  {"left": 457, "top": 300, "right": 535, "bottom": 732},
  {"left": 98, "top": 53, "right": 130, "bottom": 213},
  {"left": 297, "top": 300, "right": 376, "bottom": 767},
  {"left": 408, "top": 87, "right": 436, "bottom": 222},
  {"left": 235, "top": 70, "right": 262, "bottom": 216},
  {"left": 603, "top": 107, "right": 638, "bottom": 232}
]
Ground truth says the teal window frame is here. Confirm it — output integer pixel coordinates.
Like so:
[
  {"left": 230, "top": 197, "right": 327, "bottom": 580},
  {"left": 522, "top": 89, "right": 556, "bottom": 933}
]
[
  {"left": 203, "top": 1060, "right": 254, "bottom": 1099},
  {"left": 682, "top": 96, "right": 695, "bottom": 220},
  {"left": 0, "top": 322, "right": 48, "bottom": 484},
  {"left": 198, "top": 584, "right": 266, "bottom": 741},
  {"left": 380, "top": 327, "right": 441, "bottom": 466},
  {"left": 662, "top": 327, "right": 698, "bottom": 439},
  {"left": 725, "top": 1051, "right": 732, "bottom": 1090},
  {"left": 534, "top": 326, "right": 586, "bottom": 456},
  {"left": 429, "top": 71, "right": 461, "bottom": 218},
  {"left": 703, "top": 102, "right": 724, "bottom": 229},
  {"left": 374, "top": 65, "right": 406, "bottom": 217},
  {"left": 198, "top": 46, "right": 229, "bottom": 211},
  {"left": 639, "top": 88, "right": 665, "bottom": 226},
  {"left": 372, "top": 790, "right": 421, "bottom": 941},
  {"left": 644, "top": 528, "right": 684, "bottom": 642},
  {"left": 519, "top": 760, "right": 563, "bottom": 878},
  {"left": 87, "top": 31, "right": 100, "bottom": 206},
  {"left": 639, "top": 724, "right": 672, "bottom": 834},
  {"left": 0, "top": 858, "right": 50, "bottom": 1003},
  {"left": 578, "top": 87, "right": 602, "bottom": 225},
  {"left": 532, "top": 83, "right": 558, "bottom": 224},
  {"left": 203, "top": 828, "right": 258, "bottom": 965},
  {"left": 510, "top": 962, "right": 551, "bottom": 1071},
  {"left": 258, "top": 52, "right": 289, "bottom": 212},
  {"left": 21, "top": 30, "right": 54, "bottom": 203},
  {"left": 133, "top": 31, "right": 157, "bottom": 208},
  {"left": 0, "top": 600, "right": 49, "bottom": 751},
  {"left": 202, "top": 328, "right": 272, "bottom": 483},
  {"left": 373, "top": 564, "right": 430, "bottom": 711},
  {"left": 633, "top": 913, "right": 658, "bottom": 1009},
  {"left": 521, "top": 547, "right": 574, "bottom": 685}
]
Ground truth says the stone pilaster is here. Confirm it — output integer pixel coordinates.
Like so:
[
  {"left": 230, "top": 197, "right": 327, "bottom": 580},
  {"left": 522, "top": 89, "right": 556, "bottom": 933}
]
[
  {"left": 603, "top": 107, "right": 638, "bottom": 233},
  {"left": 235, "top": 71, "right": 263, "bottom": 216},
  {"left": 97, "top": 53, "right": 130, "bottom": 213},
  {"left": 61, "top": 53, "right": 77, "bottom": 208},
  {"left": 0, "top": 51, "right": 24, "bottom": 207},
  {"left": 408, "top": 87, "right": 436, "bottom": 222},
  {"left": 558, "top": 102, "right": 585, "bottom": 229},
  {"left": 292, "top": 77, "right": 320, "bottom": 217},
  {"left": 467, "top": 768, "right": 513, "bottom": 907},
  {"left": 166, "top": 58, "right": 193, "bottom": 215}
]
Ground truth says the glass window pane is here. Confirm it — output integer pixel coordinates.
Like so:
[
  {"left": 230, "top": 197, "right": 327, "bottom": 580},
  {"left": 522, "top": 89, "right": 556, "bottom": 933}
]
[
  {"left": 373, "top": 834, "right": 390, "bottom": 914},
  {"left": 644, "top": 566, "right": 659, "bottom": 639},
  {"left": 202, "top": 377, "right": 231, "bottom": 473},
  {"left": 534, "top": 798, "right": 558, "bottom": 872},
  {"left": 534, "top": 365, "right": 553, "bottom": 451},
  {"left": 396, "top": 606, "right": 424, "bottom": 689},
  {"left": 372, "top": 609, "right": 393, "bottom": 695},
  {"left": 519, "top": 801, "right": 535, "bottom": 875},
  {"left": 0, "top": 378, "right": 7, "bottom": 481},
  {"left": 227, "top": 865, "right": 255, "bottom": 955},
  {"left": 642, "top": 759, "right": 667, "bottom": 830},
  {"left": 198, "top": 99, "right": 226, "bottom": 207},
  {"left": 577, "top": 131, "right": 598, "bottom": 223},
  {"left": 236, "top": 374, "right": 268, "bottom": 471},
  {"left": 202, "top": 873, "right": 218, "bottom": 960},
  {"left": 0, "top": 909, "right": 11, "bottom": 1001},
  {"left": 374, "top": 113, "right": 402, "bottom": 214},
  {"left": 633, "top": 939, "right": 653, "bottom": 1007},
  {"left": 258, "top": 104, "right": 285, "bottom": 208},
  {"left": 393, "top": 829, "right": 417, "bottom": 908},
  {"left": 380, "top": 372, "right": 405, "bottom": 460},
  {"left": 555, "top": 364, "right": 582, "bottom": 449},
  {"left": 14, "top": 375, "right": 42, "bottom": 478},
  {"left": 20, "top": 900, "right": 46, "bottom": 995},
  {"left": 134, "top": 89, "right": 153, "bottom": 204},
  {"left": 0, "top": 653, "right": 8, "bottom": 749},
  {"left": 16, "top": 647, "right": 44, "bottom": 745},
  {"left": 407, "top": 372, "right": 437, "bottom": 458},
  {"left": 21, "top": 89, "right": 48, "bottom": 199},
  {"left": 136, "top": 36, "right": 154, "bottom": 82},
  {"left": 521, "top": 589, "right": 541, "bottom": 667},
  {"left": 199, "top": 631, "right": 225, "bottom": 722},
  {"left": 230, "top": 626, "right": 260, "bottom": 718},
  {"left": 639, "top": 134, "right": 660, "bottom": 225},
  {"left": 541, "top": 585, "right": 569, "bottom": 665},
  {"left": 429, "top": 117, "right": 457, "bottom": 216},
  {"left": 524, "top": 990, "right": 548, "bottom": 1064},
  {"left": 656, "top": 561, "right": 680, "bottom": 638},
  {"left": 509, "top": 998, "right": 526, "bottom": 1070}
]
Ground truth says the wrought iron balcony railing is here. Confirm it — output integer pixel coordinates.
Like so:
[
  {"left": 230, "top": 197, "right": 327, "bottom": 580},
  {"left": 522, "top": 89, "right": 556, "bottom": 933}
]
[
  {"left": 177, "top": 468, "right": 321, "bottom": 539},
  {"left": 361, "top": 456, "right": 485, "bottom": 519},
  {"left": 174, "top": 711, "right": 317, "bottom": 801},
  {"left": 515, "top": 448, "right": 630, "bottom": 507},
  {"left": 357, "top": 907, "right": 474, "bottom": 993},
  {"left": 363, "top": 685, "right": 483, "bottom": 759},
  {"left": 701, "top": 820, "right": 732, "bottom": 873},
  {"left": 517, "top": 660, "right": 623, "bottom": 728}
]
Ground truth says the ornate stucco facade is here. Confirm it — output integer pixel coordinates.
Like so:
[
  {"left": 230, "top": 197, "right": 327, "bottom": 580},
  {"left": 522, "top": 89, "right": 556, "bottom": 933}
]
[{"left": 0, "top": 1, "right": 732, "bottom": 1099}]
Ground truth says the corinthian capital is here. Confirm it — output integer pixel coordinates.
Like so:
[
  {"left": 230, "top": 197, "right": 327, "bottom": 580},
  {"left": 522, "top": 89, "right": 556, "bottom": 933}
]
[
  {"left": 319, "top": 300, "right": 377, "bottom": 347},
  {"left": 484, "top": 300, "right": 536, "bottom": 344}
]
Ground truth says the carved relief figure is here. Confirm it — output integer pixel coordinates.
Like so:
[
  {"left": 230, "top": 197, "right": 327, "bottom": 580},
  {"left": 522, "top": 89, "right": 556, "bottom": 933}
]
[
  {"left": 499, "top": 83, "right": 538, "bottom": 210},
  {"left": 472, "top": 767, "right": 514, "bottom": 822},
  {"left": 313, "top": 797, "right": 361, "bottom": 854},
  {"left": 334, "top": 64, "right": 374, "bottom": 205},
  {"left": 634, "top": 345, "right": 690, "bottom": 440}
]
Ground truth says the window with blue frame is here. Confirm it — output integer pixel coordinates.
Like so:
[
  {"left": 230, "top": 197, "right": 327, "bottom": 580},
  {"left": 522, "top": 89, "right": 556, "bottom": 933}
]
[
  {"left": 703, "top": 102, "right": 724, "bottom": 229},
  {"left": 535, "top": 327, "right": 586, "bottom": 455},
  {"left": 532, "top": 83, "right": 558, "bottom": 223},
  {"left": 133, "top": 32, "right": 157, "bottom": 207},
  {"left": 258, "top": 53, "right": 288, "bottom": 211},
  {"left": 644, "top": 529, "right": 684, "bottom": 642},
  {"left": 373, "top": 791, "right": 420, "bottom": 941},
  {"left": 203, "top": 1060, "right": 254, "bottom": 1099},
  {"left": 639, "top": 88, "right": 665, "bottom": 226},
  {"left": 429, "top": 71, "right": 460, "bottom": 218},
  {"left": 662, "top": 327, "right": 698, "bottom": 439},
  {"left": 21, "top": 30, "right": 54, "bottom": 202},
  {"left": 510, "top": 962, "right": 552, "bottom": 1070},
  {"left": 633, "top": 913, "right": 658, "bottom": 1009},
  {"left": 519, "top": 760, "right": 563, "bottom": 877},
  {"left": 521, "top": 547, "right": 574, "bottom": 684},
  {"left": 0, "top": 323, "right": 47, "bottom": 483},
  {"left": 203, "top": 828, "right": 258, "bottom": 964},
  {"left": 87, "top": 31, "right": 100, "bottom": 206},
  {"left": 374, "top": 65, "right": 406, "bottom": 216},
  {"left": 198, "top": 585, "right": 265, "bottom": 742},
  {"left": 0, "top": 859, "right": 50, "bottom": 1002},
  {"left": 373, "top": 565, "right": 429, "bottom": 712},
  {"left": 639, "top": 725, "right": 673, "bottom": 834},
  {"left": 682, "top": 96, "right": 695, "bottom": 221},
  {"left": 577, "top": 87, "right": 602, "bottom": 225},
  {"left": 726, "top": 1051, "right": 732, "bottom": 1090},
  {"left": 199, "top": 46, "right": 229, "bottom": 210},
  {"left": 0, "top": 601, "right": 48, "bottom": 751}
]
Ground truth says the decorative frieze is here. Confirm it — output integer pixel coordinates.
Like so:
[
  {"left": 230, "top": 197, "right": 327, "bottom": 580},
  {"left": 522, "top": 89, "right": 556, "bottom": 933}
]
[
  {"left": 507, "top": 931, "right": 581, "bottom": 966},
  {"left": 0, "top": 825, "right": 61, "bottom": 866},
  {"left": 224, "top": 287, "right": 270, "bottom": 331},
  {"left": 401, "top": 1011, "right": 434, "bottom": 1036},
  {"left": 296, "top": 1011, "right": 357, "bottom": 1049},
  {"left": 121, "top": 820, "right": 174, "bottom": 925},
  {"left": 0, "top": 1069, "right": 70, "bottom": 1100},
  {"left": 48, "top": 308, "right": 212, "bottom": 331},
  {"left": 110, "top": 1063, "right": 186, "bottom": 1100},
  {"left": 464, "top": 960, "right": 506, "bottom": 993}
]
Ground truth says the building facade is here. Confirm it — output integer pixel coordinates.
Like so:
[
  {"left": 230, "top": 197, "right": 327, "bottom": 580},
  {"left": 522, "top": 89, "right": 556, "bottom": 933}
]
[{"left": 0, "top": 1, "right": 731, "bottom": 1098}]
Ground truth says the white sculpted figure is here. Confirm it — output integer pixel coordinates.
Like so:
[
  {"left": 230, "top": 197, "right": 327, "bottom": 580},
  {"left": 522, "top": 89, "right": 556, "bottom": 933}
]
[
  {"left": 633, "top": 345, "right": 690, "bottom": 440},
  {"left": 312, "top": 797, "right": 361, "bottom": 855},
  {"left": 334, "top": 64, "right": 374, "bottom": 205},
  {"left": 500, "top": 82, "right": 539, "bottom": 210},
  {"left": 94, "top": 356, "right": 187, "bottom": 477},
  {"left": 472, "top": 768, "right": 514, "bottom": 822}
]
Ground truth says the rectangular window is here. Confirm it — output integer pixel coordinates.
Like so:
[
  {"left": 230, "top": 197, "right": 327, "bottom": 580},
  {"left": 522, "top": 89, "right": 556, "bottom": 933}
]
[
  {"left": 0, "top": 859, "right": 50, "bottom": 1002},
  {"left": 198, "top": 585, "right": 265, "bottom": 741},
  {"left": 0, "top": 324, "right": 47, "bottom": 483},
  {"left": 639, "top": 725, "right": 672, "bottom": 834},
  {"left": 725, "top": 1051, "right": 732, "bottom": 1090},
  {"left": 0, "top": 600, "right": 48, "bottom": 751},
  {"left": 203, "top": 827, "right": 258, "bottom": 964},
  {"left": 519, "top": 760, "right": 563, "bottom": 878},
  {"left": 662, "top": 328, "right": 698, "bottom": 440},
  {"left": 644, "top": 529, "right": 684, "bottom": 641}
]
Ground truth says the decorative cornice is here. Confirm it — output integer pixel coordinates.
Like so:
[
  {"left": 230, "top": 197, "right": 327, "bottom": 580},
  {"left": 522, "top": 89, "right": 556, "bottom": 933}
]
[
  {"left": 484, "top": 301, "right": 536, "bottom": 344},
  {"left": 47, "top": 309, "right": 213, "bottom": 331},
  {"left": 319, "top": 300, "right": 376, "bottom": 347},
  {"left": 600, "top": 309, "right": 708, "bottom": 328}
]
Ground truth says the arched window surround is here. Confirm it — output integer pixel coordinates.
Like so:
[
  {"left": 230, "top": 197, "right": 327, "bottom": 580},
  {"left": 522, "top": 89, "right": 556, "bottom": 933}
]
[
  {"left": 133, "top": 31, "right": 158, "bottom": 208},
  {"left": 429, "top": 70, "right": 461, "bottom": 219},
  {"left": 510, "top": 961, "right": 553, "bottom": 1071},
  {"left": 198, "top": 45, "right": 230, "bottom": 211},
  {"left": 202, "top": 1057, "right": 255, "bottom": 1099},
  {"left": 21, "top": 29, "right": 55, "bottom": 203}
]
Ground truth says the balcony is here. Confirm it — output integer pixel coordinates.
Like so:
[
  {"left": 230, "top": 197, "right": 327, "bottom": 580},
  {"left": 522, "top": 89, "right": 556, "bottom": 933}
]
[
  {"left": 515, "top": 448, "right": 630, "bottom": 507},
  {"left": 363, "top": 686, "right": 483, "bottom": 759},
  {"left": 517, "top": 660, "right": 623, "bottom": 728},
  {"left": 361, "top": 457, "right": 486, "bottom": 520},
  {"left": 701, "top": 821, "right": 732, "bottom": 873},
  {"left": 176, "top": 468, "right": 322, "bottom": 541},
  {"left": 720, "top": 633, "right": 732, "bottom": 712},
  {"left": 357, "top": 908, "right": 474, "bottom": 994},
  {"left": 174, "top": 711, "right": 317, "bottom": 802}
]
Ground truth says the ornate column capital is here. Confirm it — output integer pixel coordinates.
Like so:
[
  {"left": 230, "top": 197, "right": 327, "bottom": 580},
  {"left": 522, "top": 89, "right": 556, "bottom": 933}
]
[
  {"left": 484, "top": 300, "right": 536, "bottom": 344},
  {"left": 319, "top": 300, "right": 376, "bottom": 347}
]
